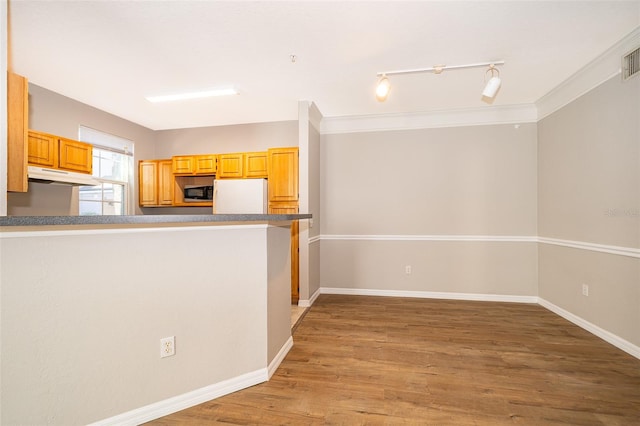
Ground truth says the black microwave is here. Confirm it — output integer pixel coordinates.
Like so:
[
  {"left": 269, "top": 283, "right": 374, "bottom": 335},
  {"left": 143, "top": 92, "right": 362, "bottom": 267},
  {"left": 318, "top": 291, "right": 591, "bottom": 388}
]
[{"left": 184, "top": 185, "right": 213, "bottom": 202}]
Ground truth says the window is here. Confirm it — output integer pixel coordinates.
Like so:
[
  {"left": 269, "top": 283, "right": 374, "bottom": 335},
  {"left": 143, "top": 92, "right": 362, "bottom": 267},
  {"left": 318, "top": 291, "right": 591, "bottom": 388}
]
[{"left": 77, "top": 127, "right": 134, "bottom": 216}]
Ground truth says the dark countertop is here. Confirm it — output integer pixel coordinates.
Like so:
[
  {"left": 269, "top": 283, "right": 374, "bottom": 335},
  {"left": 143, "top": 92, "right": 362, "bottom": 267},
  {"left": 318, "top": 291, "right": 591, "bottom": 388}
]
[{"left": 0, "top": 214, "right": 311, "bottom": 228}]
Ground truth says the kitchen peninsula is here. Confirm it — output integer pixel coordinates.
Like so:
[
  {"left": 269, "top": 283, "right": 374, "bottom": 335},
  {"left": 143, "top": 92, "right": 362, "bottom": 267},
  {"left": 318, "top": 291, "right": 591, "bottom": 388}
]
[{"left": 0, "top": 213, "right": 310, "bottom": 425}]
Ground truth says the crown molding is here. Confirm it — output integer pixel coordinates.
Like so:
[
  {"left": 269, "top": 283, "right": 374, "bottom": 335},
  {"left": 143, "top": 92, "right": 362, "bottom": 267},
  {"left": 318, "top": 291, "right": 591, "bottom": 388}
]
[
  {"left": 320, "top": 104, "right": 537, "bottom": 134},
  {"left": 536, "top": 26, "right": 640, "bottom": 120}
]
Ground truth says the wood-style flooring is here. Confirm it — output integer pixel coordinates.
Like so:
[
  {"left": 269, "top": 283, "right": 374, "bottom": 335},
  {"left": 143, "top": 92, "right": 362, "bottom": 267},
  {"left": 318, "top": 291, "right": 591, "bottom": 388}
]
[{"left": 147, "top": 295, "right": 640, "bottom": 425}]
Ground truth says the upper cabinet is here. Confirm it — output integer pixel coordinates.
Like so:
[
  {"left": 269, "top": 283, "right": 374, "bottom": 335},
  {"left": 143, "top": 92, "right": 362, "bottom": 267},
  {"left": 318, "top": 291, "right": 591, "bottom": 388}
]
[
  {"left": 218, "top": 152, "right": 269, "bottom": 179},
  {"left": 139, "top": 160, "right": 159, "bottom": 206},
  {"left": 58, "top": 137, "right": 92, "bottom": 173},
  {"left": 218, "top": 153, "right": 244, "bottom": 178},
  {"left": 27, "top": 130, "right": 93, "bottom": 174},
  {"left": 7, "top": 72, "right": 29, "bottom": 192},
  {"left": 27, "top": 130, "right": 58, "bottom": 168},
  {"left": 172, "top": 154, "right": 217, "bottom": 175},
  {"left": 267, "top": 147, "right": 299, "bottom": 204},
  {"left": 244, "top": 152, "right": 268, "bottom": 178},
  {"left": 139, "top": 159, "right": 174, "bottom": 207}
]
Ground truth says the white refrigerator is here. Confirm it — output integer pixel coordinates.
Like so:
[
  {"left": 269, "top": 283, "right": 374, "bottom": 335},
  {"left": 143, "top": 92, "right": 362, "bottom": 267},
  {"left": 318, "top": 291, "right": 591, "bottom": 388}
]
[{"left": 213, "top": 178, "right": 268, "bottom": 214}]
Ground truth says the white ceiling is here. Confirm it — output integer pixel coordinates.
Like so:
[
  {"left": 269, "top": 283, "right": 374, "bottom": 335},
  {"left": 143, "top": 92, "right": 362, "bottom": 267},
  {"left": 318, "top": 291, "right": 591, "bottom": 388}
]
[{"left": 9, "top": 1, "right": 640, "bottom": 131}]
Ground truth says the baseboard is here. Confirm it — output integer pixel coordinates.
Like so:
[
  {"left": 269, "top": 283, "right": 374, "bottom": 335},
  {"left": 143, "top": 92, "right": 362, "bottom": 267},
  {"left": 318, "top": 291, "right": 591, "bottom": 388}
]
[
  {"left": 538, "top": 298, "right": 640, "bottom": 360},
  {"left": 268, "top": 336, "right": 293, "bottom": 379},
  {"left": 298, "top": 287, "right": 321, "bottom": 307},
  {"left": 89, "top": 369, "right": 268, "bottom": 426},
  {"left": 320, "top": 287, "right": 538, "bottom": 304}
]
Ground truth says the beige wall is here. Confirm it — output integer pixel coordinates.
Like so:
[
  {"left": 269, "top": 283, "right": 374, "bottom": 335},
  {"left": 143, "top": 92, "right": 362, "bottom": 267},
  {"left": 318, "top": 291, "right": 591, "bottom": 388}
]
[
  {"left": 538, "top": 75, "right": 640, "bottom": 347},
  {"left": 321, "top": 124, "right": 537, "bottom": 235},
  {"left": 153, "top": 121, "right": 298, "bottom": 158},
  {"left": 538, "top": 76, "right": 640, "bottom": 248},
  {"left": 0, "top": 224, "right": 290, "bottom": 424},
  {"left": 320, "top": 124, "right": 538, "bottom": 296}
]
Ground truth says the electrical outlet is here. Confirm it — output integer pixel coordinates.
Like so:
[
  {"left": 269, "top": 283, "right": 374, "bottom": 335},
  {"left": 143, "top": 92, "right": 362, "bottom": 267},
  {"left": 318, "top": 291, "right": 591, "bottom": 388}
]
[
  {"left": 582, "top": 284, "right": 589, "bottom": 297},
  {"left": 160, "top": 336, "right": 175, "bottom": 358},
  {"left": 405, "top": 265, "right": 412, "bottom": 275}
]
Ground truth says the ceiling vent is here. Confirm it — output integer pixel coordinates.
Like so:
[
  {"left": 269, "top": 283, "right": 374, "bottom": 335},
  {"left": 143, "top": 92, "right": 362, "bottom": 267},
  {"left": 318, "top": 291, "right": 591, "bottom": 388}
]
[{"left": 622, "top": 46, "right": 640, "bottom": 81}]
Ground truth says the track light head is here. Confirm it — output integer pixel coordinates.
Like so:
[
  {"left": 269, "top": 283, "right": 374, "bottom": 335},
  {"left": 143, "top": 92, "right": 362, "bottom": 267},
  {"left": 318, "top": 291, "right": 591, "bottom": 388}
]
[
  {"left": 482, "top": 65, "right": 501, "bottom": 99},
  {"left": 376, "top": 75, "right": 391, "bottom": 102}
]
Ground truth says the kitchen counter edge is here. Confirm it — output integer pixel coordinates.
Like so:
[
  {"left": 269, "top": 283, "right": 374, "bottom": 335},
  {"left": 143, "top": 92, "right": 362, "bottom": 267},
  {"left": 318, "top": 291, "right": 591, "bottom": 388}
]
[{"left": 0, "top": 214, "right": 311, "bottom": 228}]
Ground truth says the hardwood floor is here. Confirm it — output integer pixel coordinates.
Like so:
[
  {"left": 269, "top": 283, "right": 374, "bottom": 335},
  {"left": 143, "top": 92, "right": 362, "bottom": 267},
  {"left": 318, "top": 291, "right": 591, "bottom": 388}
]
[{"left": 147, "top": 295, "right": 640, "bottom": 425}]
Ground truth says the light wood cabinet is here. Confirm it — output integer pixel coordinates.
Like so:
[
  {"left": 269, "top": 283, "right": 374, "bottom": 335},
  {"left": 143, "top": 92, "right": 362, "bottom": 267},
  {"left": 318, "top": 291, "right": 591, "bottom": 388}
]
[
  {"left": 267, "top": 147, "right": 300, "bottom": 304},
  {"left": 27, "top": 130, "right": 93, "bottom": 174},
  {"left": 173, "top": 175, "right": 214, "bottom": 206},
  {"left": 7, "top": 72, "right": 29, "bottom": 192},
  {"left": 172, "top": 154, "right": 217, "bottom": 175},
  {"left": 158, "top": 160, "right": 174, "bottom": 205},
  {"left": 139, "top": 159, "right": 175, "bottom": 207},
  {"left": 172, "top": 155, "right": 194, "bottom": 174},
  {"left": 218, "top": 153, "right": 244, "bottom": 178},
  {"left": 219, "top": 151, "right": 268, "bottom": 179},
  {"left": 58, "top": 137, "right": 92, "bottom": 173},
  {"left": 268, "top": 147, "right": 299, "bottom": 204},
  {"left": 139, "top": 160, "right": 158, "bottom": 206},
  {"left": 245, "top": 152, "right": 268, "bottom": 178},
  {"left": 28, "top": 131, "right": 58, "bottom": 168}
]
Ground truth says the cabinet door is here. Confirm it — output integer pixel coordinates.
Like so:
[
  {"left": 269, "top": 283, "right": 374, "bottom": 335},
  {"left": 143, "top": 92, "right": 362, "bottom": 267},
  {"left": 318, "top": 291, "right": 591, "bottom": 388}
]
[
  {"left": 58, "top": 138, "right": 92, "bottom": 173},
  {"left": 139, "top": 161, "right": 158, "bottom": 206},
  {"left": 244, "top": 152, "right": 268, "bottom": 178},
  {"left": 28, "top": 130, "right": 58, "bottom": 168},
  {"left": 7, "top": 72, "right": 29, "bottom": 192},
  {"left": 268, "top": 147, "right": 298, "bottom": 203},
  {"left": 172, "top": 156, "right": 194, "bottom": 174},
  {"left": 218, "top": 153, "right": 244, "bottom": 178},
  {"left": 158, "top": 160, "right": 174, "bottom": 205},
  {"left": 195, "top": 155, "right": 217, "bottom": 174}
]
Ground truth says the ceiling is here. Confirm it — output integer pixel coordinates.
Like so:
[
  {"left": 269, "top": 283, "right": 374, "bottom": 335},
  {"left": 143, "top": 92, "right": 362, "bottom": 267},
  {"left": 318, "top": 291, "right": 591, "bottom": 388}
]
[{"left": 9, "top": 1, "right": 640, "bottom": 131}]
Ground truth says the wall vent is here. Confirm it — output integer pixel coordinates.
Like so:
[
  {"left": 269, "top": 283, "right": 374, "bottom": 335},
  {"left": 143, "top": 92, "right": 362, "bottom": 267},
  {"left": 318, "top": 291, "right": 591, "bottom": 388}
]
[{"left": 622, "top": 46, "right": 640, "bottom": 81}]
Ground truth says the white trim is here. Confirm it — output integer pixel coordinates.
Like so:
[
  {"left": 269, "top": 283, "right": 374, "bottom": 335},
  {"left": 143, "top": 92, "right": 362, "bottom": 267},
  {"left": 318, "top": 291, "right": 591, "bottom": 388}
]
[
  {"left": 89, "top": 368, "right": 268, "bottom": 426},
  {"left": 320, "top": 234, "right": 537, "bottom": 242},
  {"left": 320, "top": 287, "right": 538, "bottom": 304},
  {"left": 308, "top": 235, "right": 320, "bottom": 244},
  {"left": 298, "top": 287, "right": 321, "bottom": 308},
  {"left": 268, "top": 336, "right": 293, "bottom": 379},
  {"left": 538, "top": 237, "right": 640, "bottom": 259},
  {"left": 536, "top": 26, "right": 640, "bottom": 120},
  {"left": 308, "top": 102, "right": 323, "bottom": 133},
  {"left": 318, "top": 234, "right": 639, "bottom": 259},
  {"left": 0, "top": 224, "right": 269, "bottom": 238},
  {"left": 538, "top": 298, "right": 640, "bottom": 360},
  {"left": 320, "top": 104, "right": 537, "bottom": 134}
]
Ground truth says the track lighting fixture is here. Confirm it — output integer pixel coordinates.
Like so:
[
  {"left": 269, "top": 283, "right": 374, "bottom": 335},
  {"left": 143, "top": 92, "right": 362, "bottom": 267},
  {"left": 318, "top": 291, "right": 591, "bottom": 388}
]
[
  {"left": 375, "top": 61, "right": 504, "bottom": 102},
  {"left": 481, "top": 64, "right": 501, "bottom": 99},
  {"left": 375, "top": 74, "right": 391, "bottom": 102}
]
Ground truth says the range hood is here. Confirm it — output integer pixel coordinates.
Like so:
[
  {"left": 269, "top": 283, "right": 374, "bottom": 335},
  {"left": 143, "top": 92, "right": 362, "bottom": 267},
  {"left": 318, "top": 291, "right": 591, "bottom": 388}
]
[{"left": 28, "top": 166, "right": 101, "bottom": 186}]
